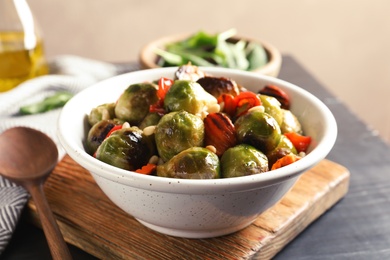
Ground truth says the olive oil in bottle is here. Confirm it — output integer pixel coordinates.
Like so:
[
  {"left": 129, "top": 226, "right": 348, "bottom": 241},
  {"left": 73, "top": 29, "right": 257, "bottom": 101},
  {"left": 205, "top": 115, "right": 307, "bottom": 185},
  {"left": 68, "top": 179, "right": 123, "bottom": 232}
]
[
  {"left": 0, "top": 0, "right": 49, "bottom": 92},
  {"left": 0, "top": 31, "right": 48, "bottom": 92}
]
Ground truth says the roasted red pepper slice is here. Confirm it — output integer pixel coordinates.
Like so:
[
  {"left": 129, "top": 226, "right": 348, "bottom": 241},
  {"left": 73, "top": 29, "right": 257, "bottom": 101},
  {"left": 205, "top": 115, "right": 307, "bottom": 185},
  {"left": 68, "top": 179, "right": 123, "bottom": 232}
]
[
  {"left": 271, "top": 153, "right": 301, "bottom": 170},
  {"left": 135, "top": 163, "right": 157, "bottom": 175},
  {"left": 218, "top": 93, "right": 236, "bottom": 117},
  {"left": 284, "top": 132, "right": 312, "bottom": 153},
  {"left": 149, "top": 100, "right": 166, "bottom": 114},
  {"left": 149, "top": 77, "right": 173, "bottom": 114},
  {"left": 218, "top": 92, "right": 261, "bottom": 118},
  {"left": 157, "top": 77, "right": 174, "bottom": 100},
  {"left": 234, "top": 91, "right": 261, "bottom": 117}
]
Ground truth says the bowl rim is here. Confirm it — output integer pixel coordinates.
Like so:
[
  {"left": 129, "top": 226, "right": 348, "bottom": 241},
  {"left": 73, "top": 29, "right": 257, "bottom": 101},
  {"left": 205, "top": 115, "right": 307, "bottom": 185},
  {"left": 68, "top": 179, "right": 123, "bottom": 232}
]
[
  {"left": 139, "top": 33, "right": 282, "bottom": 77},
  {"left": 57, "top": 67, "right": 337, "bottom": 194}
]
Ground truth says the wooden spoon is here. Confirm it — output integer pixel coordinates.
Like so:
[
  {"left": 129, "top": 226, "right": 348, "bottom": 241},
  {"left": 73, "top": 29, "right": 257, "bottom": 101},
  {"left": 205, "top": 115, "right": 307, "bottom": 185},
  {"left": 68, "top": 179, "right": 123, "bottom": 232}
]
[{"left": 0, "top": 127, "right": 72, "bottom": 260}]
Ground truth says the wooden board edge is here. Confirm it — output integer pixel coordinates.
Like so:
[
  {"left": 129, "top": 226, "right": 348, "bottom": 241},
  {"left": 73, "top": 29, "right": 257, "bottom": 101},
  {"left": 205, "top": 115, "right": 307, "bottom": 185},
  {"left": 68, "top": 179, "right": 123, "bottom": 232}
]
[
  {"left": 253, "top": 165, "right": 350, "bottom": 259},
  {"left": 25, "top": 159, "right": 351, "bottom": 260}
]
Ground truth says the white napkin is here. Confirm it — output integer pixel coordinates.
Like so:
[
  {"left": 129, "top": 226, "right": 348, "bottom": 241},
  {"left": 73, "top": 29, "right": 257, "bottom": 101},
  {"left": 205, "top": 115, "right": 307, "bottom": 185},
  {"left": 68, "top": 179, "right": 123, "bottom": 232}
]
[{"left": 0, "top": 55, "right": 139, "bottom": 254}]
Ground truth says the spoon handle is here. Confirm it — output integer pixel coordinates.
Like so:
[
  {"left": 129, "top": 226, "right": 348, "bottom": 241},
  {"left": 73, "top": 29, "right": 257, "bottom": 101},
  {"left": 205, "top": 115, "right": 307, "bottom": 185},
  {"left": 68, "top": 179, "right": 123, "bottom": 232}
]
[{"left": 29, "top": 183, "right": 73, "bottom": 260}]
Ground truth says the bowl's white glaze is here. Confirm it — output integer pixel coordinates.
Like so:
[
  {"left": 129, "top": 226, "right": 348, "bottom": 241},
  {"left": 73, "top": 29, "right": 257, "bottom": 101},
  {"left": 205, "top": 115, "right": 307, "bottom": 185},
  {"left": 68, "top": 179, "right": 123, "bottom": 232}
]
[{"left": 57, "top": 67, "right": 337, "bottom": 238}]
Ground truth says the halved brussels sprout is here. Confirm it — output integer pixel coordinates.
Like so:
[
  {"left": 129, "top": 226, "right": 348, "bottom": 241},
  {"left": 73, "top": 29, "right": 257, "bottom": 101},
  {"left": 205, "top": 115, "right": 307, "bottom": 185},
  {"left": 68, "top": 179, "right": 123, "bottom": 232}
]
[
  {"left": 157, "top": 147, "right": 220, "bottom": 179},
  {"left": 115, "top": 82, "right": 158, "bottom": 125},
  {"left": 221, "top": 144, "right": 268, "bottom": 178},
  {"left": 259, "top": 94, "right": 283, "bottom": 126},
  {"left": 266, "top": 135, "right": 297, "bottom": 168},
  {"left": 155, "top": 110, "right": 204, "bottom": 162},
  {"left": 88, "top": 103, "right": 116, "bottom": 126},
  {"left": 280, "top": 109, "right": 303, "bottom": 134},
  {"left": 95, "top": 127, "right": 156, "bottom": 171},
  {"left": 164, "top": 80, "right": 218, "bottom": 117},
  {"left": 234, "top": 110, "right": 281, "bottom": 154},
  {"left": 85, "top": 119, "right": 123, "bottom": 155}
]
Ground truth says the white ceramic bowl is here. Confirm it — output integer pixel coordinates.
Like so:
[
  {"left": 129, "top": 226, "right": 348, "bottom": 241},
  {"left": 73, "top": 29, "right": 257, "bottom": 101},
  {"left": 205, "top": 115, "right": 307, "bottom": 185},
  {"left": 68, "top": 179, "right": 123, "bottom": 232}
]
[{"left": 57, "top": 67, "right": 337, "bottom": 238}]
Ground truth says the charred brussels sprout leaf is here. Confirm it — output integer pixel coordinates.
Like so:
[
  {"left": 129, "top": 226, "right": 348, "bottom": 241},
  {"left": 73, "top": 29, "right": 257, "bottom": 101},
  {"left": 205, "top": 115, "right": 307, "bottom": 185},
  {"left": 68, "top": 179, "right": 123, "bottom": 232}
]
[
  {"left": 115, "top": 83, "right": 158, "bottom": 125},
  {"left": 88, "top": 103, "right": 116, "bottom": 126},
  {"left": 157, "top": 147, "right": 220, "bottom": 179},
  {"left": 95, "top": 127, "right": 156, "bottom": 171},
  {"left": 235, "top": 110, "right": 281, "bottom": 154},
  {"left": 155, "top": 110, "right": 204, "bottom": 162},
  {"left": 221, "top": 144, "right": 268, "bottom": 178},
  {"left": 163, "top": 80, "right": 217, "bottom": 117}
]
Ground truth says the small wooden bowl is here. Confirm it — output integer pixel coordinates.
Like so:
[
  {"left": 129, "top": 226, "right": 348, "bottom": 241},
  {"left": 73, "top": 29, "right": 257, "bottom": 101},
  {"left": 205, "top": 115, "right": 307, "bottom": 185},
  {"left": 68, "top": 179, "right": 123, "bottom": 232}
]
[{"left": 139, "top": 33, "right": 282, "bottom": 77}]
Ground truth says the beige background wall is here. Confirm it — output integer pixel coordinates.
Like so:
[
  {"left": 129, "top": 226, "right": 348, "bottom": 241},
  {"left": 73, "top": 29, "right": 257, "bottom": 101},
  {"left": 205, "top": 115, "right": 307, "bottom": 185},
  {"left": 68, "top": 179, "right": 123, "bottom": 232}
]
[{"left": 29, "top": 0, "right": 390, "bottom": 142}]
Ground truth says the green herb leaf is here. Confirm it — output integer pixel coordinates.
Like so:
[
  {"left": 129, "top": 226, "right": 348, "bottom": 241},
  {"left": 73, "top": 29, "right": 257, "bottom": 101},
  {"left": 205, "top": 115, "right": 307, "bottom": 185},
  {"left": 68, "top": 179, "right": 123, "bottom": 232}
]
[
  {"left": 246, "top": 42, "right": 268, "bottom": 70},
  {"left": 230, "top": 40, "right": 250, "bottom": 70},
  {"left": 155, "top": 28, "right": 268, "bottom": 71},
  {"left": 154, "top": 48, "right": 184, "bottom": 65},
  {"left": 19, "top": 91, "right": 74, "bottom": 115}
]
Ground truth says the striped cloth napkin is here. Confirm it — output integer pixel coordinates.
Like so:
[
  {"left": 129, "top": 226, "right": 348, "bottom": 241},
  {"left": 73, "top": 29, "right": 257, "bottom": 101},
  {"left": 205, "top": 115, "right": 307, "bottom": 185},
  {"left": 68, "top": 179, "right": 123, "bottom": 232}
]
[{"left": 0, "top": 55, "right": 138, "bottom": 254}]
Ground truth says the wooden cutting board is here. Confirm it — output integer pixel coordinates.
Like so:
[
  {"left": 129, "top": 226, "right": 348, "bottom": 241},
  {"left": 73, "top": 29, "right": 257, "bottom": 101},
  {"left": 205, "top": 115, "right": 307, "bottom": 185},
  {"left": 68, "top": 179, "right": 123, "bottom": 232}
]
[{"left": 26, "top": 155, "right": 349, "bottom": 260}]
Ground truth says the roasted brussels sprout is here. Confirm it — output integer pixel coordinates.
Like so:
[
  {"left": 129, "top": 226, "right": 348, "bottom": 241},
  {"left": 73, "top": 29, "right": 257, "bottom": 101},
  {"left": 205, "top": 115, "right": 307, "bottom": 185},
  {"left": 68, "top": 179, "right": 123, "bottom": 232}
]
[
  {"left": 196, "top": 76, "right": 240, "bottom": 98},
  {"left": 138, "top": 112, "right": 162, "bottom": 130},
  {"left": 266, "top": 135, "right": 297, "bottom": 168},
  {"left": 157, "top": 147, "right": 220, "bottom": 179},
  {"left": 88, "top": 103, "right": 116, "bottom": 126},
  {"left": 280, "top": 109, "right": 303, "bottom": 134},
  {"left": 155, "top": 110, "right": 204, "bottom": 162},
  {"left": 221, "top": 144, "right": 268, "bottom": 178},
  {"left": 115, "top": 83, "right": 158, "bottom": 125},
  {"left": 86, "top": 119, "right": 123, "bottom": 155},
  {"left": 95, "top": 127, "right": 156, "bottom": 171},
  {"left": 234, "top": 110, "right": 281, "bottom": 154},
  {"left": 259, "top": 94, "right": 283, "bottom": 126},
  {"left": 163, "top": 80, "right": 218, "bottom": 117}
]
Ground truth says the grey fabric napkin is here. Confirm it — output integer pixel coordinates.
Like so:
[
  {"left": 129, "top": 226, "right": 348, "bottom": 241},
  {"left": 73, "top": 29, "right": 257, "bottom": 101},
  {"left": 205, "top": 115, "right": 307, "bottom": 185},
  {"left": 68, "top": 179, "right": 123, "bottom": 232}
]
[{"left": 0, "top": 55, "right": 139, "bottom": 254}]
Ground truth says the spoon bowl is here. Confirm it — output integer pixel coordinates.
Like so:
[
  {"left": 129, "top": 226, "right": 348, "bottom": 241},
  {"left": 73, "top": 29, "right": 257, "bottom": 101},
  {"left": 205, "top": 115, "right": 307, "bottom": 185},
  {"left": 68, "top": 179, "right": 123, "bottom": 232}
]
[
  {"left": 0, "top": 127, "right": 71, "bottom": 260},
  {"left": 0, "top": 127, "right": 58, "bottom": 183}
]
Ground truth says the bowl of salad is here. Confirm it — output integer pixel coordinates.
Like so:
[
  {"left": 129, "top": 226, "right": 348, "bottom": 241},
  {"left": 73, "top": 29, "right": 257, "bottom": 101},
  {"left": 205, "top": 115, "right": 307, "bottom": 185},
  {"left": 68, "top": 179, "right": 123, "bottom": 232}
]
[
  {"left": 139, "top": 29, "right": 282, "bottom": 77},
  {"left": 57, "top": 64, "right": 337, "bottom": 238}
]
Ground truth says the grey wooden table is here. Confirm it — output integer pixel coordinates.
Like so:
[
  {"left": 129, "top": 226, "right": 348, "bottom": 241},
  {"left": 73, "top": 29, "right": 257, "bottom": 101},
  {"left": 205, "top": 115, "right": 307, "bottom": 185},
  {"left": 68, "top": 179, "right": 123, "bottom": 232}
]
[{"left": 2, "top": 55, "right": 390, "bottom": 259}]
